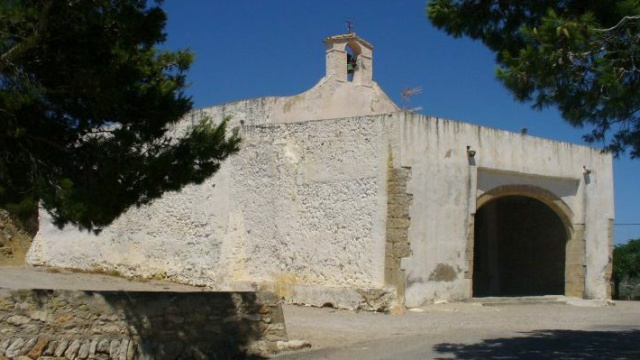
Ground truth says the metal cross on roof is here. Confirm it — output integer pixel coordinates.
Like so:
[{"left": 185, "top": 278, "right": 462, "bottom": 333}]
[{"left": 346, "top": 19, "right": 355, "bottom": 34}]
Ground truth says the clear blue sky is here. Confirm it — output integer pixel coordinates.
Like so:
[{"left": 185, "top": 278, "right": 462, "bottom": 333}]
[{"left": 162, "top": 0, "right": 638, "bottom": 245}]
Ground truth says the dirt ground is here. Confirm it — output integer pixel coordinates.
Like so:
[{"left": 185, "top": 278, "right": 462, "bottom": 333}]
[
  {"left": 1, "top": 266, "right": 639, "bottom": 359},
  {"left": 0, "top": 266, "right": 211, "bottom": 292},
  {"left": 276, "top": 301, "right": 640, "bottom": 359}
]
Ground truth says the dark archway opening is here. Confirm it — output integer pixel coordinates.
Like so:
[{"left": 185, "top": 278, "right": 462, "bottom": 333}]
[
  {"left": 473, "top": 195, "right": 567, "bottom": 297},
  {"left": 346, "top": 44, "right": 358, "bottom": 82}
]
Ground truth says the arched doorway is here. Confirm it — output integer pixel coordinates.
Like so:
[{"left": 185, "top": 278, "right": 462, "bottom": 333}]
[
  {"left": 345, "top": 42, "right": 360, "bottom": 82},
  {"left": 473, "top": 195, "right": 568, "bottom": 297}
]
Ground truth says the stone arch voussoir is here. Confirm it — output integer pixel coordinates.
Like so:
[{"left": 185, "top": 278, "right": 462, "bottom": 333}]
[{"left": 476, "top": 184, "right": 574, "bottom": 237}]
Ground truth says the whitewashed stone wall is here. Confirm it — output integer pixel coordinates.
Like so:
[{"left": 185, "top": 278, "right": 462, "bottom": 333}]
[
  {"left": 395, "top": 112, "right": 614, "bottom": 307},
  {"left": 28, "top": 98, "right": 395, "bottom": 308},
  {"left": 28, "top": 105, "right": 614, "bottom": 309}
]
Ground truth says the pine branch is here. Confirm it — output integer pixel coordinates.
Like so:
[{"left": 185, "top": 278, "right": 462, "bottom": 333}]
[
  {"left": 592, "top": 15, "right": 640, "bottom": 33},
  {"left": 0, "top": 0, "right": 54, "bottom": 76}
]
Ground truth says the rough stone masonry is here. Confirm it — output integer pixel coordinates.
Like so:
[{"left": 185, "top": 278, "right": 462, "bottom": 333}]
[{"left": 0, "top": 288, "right": 287, "bottom": 359}]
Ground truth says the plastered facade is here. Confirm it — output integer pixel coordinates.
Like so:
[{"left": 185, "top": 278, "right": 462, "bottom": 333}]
[
  {"left": 396, "top": 112, "right": 613, "bottom": 306},
  {"left": 27, "top": 33, "right": 614, "bottom": 309},
  {"left": 29, "top": 114, "right": 392, "bottom": 300}
]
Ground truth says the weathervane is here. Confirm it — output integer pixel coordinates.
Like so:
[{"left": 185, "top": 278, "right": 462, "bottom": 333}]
[{"left": 346, "top": 19, "right": 355, "bottom": 34}]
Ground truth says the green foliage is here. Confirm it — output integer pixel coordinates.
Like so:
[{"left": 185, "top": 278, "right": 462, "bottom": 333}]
[
  {"left": 617, "top": 277, "right": 640, "bottom": 300},
  {"left": 0, "top": 0, "right": 240, "bottom": 230},
  {"left": 613, "top": 239, "right": 640, "bottom": 299},
  {"left": 614, "top": 239, "right": 640, "bottom": 281},
  {"left": 427, "top": 0, "right": 640, "bottom": 158}
]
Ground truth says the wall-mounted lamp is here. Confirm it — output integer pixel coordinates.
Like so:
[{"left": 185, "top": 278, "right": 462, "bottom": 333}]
[
  {"left": 583, "top": 165, "right": 592, "bottom": 175},
  {"left": 466, "top": 146, "right": 476, "bottom": 158}
]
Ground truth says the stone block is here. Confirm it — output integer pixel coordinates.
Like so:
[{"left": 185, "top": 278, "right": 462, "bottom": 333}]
[
  {"left": 393, "top": 242, "right": 412, "bottom": 258},
  {"left": 96, "top": 338, "right": 110, "bottom": 353},
  {"left": 108, "top": 340, "right": 120, "bottom": 358},
  {"left": 19, "top": 337, "right": 37, "bottom": 356},
  {"left": 387, "top": 204, "right": 410, "bottom": 219},
  {"left": 387, "top": 217, "right": 410, "bottom": 229},
  {"left": 385, "top": 257, "right": 400, "bottom": 269},
  {"left": 385, "top": 180, "right": 400, "bottom": 194},
  {"left": 42, "top": 340, "right": 57, "bottom": 356},
  {"left": 565, "top": 264, "right": 586, "bottom": 278},
  {"left": 565, "top": 283, "right": 584, "bottom": 298},
  {"left": 29, "top": 311, "right": 48, "bottom": 322},
  {"left": 77, "top": 340, "right": 91, "bottom": 359},
  {"left": 385, "top": 242, "right": 393, "bottom": 253},
  {"left": 0, "top": 339, "right": 9, "bottom": 356},
  {"left": 387, "top": 228, "right": 409, "bottom": 243},
  {"left": 53, "top": 339, "right": 68, "bottom": 357},
  {"left": 88, "top": 338, "right": 98, "bottom": 355},
  {"left": 276, "top": 340, "right": 311, "bottom": 353},
  {"left": 64, "top": 339, "right": 81, "bottom": 359},
  {"left": 257, "top": 304, "right": 271, "bottom": 315},
  {"left": 117, "top": 338, "right": 129, "bottom": 360},
  {"left": 6, "top": 315, "right": 30, "bottom": 325},
  {"left": 27, "top": 337, "right": 48, "bottom": 359},
  {"left": 5, "top": 338, "right": 24, "bottom": 358}
]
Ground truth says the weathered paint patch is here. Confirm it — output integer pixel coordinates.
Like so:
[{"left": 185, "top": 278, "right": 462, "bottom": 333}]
[{"left": 428, "top": 263, "right": 458, "bottom": 282}]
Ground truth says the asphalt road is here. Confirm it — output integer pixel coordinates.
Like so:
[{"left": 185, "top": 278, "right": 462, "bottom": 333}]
[{"left": 275, "top": 301, "right": 640, "bottom": 360}]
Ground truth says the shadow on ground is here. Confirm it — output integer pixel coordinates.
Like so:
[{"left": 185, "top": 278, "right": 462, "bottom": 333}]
[{"left": 434, "top": 329, "right": 640, "bottom": 360}]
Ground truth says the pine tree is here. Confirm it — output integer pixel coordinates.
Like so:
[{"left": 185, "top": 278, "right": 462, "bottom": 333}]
[
  {"left": 427, "top": 0, "right": 640, "bottom": 158},
  {"left": 0, "top": 0, "right": 240, "bottom": 231}
]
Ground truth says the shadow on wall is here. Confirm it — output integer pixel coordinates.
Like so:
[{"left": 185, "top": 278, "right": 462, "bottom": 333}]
[
  {"left": 433, "top": 329, "right": 640, "bottom": 360},
  {"left": 100, "top": 291, "right": 269, "bottom": 359},
  {"left": 0, "top": 209, "right": 35, "bottom": 266}
]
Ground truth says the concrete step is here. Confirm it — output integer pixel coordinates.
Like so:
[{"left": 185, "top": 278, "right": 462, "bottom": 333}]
[{"left": 470, "top": 295, "right": 567, "bottom": 306}]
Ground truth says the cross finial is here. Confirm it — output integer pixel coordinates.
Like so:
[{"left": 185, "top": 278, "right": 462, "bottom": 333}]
[{"left": 346, "top": 19, "right": 355, "bottom": 34}]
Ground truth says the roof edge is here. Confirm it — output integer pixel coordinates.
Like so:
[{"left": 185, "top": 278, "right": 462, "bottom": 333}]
[{"left": 324, "top": 33, "right": 373, "bottom": 49}]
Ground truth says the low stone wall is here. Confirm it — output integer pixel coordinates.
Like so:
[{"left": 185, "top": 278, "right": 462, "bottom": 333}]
[{"left": 0, "top": 289, "right": 287, "bottom": 359}]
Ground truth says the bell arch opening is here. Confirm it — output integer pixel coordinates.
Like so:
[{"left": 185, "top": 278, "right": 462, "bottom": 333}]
[
  {"left": 345, "top": 43, "right": 360, "bottom": 82},
  {"left": 472, "top": 195, "right": 568, "bottom": 297}
]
